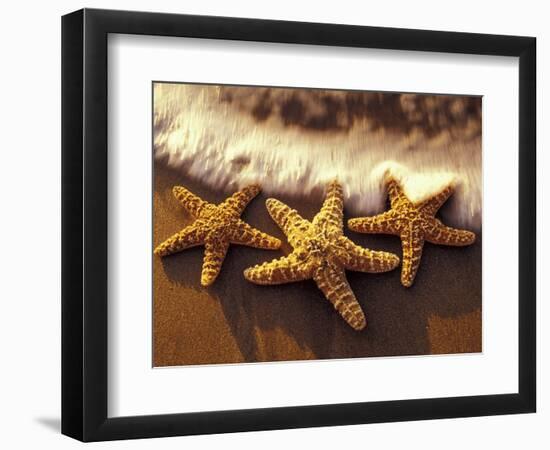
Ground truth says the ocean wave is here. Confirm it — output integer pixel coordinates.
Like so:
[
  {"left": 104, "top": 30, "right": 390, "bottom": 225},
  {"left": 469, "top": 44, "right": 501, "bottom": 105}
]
[{"left": 153, "top": 83, "right": 482, "bottom": 230}]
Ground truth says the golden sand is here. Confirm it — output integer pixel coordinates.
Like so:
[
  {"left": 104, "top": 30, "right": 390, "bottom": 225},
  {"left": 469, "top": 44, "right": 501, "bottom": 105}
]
[{"left": 153, "top": 165, "right": 482, "bottom": 367}]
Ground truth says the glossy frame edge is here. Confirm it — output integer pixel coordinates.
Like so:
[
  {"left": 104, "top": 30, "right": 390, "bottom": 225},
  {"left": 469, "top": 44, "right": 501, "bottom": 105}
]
[{"left": 61, "top": 8, "right": 536, "bottom": 442}]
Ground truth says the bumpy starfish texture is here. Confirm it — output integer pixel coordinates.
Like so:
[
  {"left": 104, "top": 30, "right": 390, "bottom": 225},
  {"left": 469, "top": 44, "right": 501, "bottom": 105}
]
[
  {"left": 154, "top": 184, "right": 281, "bottom": 286},
  {"left": 348, "top": 174, "right": 476, "bottom": 287},
  {"left": 244, "top": 181, "right": 400, "bottom": 331}
]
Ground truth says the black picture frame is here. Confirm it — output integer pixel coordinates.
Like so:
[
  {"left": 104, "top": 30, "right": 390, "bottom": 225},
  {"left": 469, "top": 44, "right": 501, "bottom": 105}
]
[{"left": 61, "top": 8, "right": 536, "bottom": 442}]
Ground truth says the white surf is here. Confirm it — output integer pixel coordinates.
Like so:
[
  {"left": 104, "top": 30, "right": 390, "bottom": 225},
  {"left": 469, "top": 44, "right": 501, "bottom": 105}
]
[{"left": 153, "top": 83, "right": 482, "bottom": 230}]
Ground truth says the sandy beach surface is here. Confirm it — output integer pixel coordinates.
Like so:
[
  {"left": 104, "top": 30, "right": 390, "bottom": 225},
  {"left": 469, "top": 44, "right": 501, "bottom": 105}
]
[{"left": 153, "top": 164, "right": 481, "bottom": 367}]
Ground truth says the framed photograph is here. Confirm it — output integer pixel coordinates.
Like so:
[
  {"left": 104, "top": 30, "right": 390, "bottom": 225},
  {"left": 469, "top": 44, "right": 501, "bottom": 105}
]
[{"left": 61, "top": 8, "right": 536, "bottom": 441}]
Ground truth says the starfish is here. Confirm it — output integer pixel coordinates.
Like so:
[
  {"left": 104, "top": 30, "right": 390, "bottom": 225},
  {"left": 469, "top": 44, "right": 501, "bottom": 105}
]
[
  {"left": 244, "top": 181, "right": 400, "bottom": 331},
  {"left": 348, "top": 174, "right": 476, "bottom": 287},
  {"left": 154, "top": 184, "right": 281, "bottom": 286}
]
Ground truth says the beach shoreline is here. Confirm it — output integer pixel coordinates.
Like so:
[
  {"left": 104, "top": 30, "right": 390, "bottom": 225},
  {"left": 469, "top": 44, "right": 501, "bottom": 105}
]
[{"left": 153, "top": 164, "right": 482, "bottom": 367}]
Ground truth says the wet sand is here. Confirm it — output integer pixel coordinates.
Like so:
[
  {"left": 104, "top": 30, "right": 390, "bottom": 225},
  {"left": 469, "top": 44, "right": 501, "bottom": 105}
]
[{"left": 153, "top": 164, "right": 481, "bottom": 367}]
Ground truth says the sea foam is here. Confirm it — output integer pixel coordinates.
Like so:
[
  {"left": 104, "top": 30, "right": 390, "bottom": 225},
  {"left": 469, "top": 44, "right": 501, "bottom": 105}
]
[{"left": 153, "top": 83, "right": 482, "bottom": 230}]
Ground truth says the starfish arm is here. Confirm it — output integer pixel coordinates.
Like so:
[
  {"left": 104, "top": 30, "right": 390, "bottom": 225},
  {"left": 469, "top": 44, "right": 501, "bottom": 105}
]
[
  {"left": 154, "top": 225, "right": 205, "bottom": 257},
  {"left": 386, "top": 176, "right": 410, "bottom": 209},
  {"left": 200, "top": 237, "right": 230, "bottom": 286},
  {"left": 228, "top": 220, "right": 282, "bottom": 249},
  {"left": 424, "top": 219, "right": 476, "bottom": 246},
  {"left": 265, "top": 198, "right": 310, "bottom": 246},
  {"left": 417, "top": 184, "right": 455, "bottom": 216},
  {"left": 172, "top": 186, "right": 210, "bottom": 217},
  {"left": 243, "top": 254, "right": 314, "bottom": 285},
  {"left": 337, "top": 236, "right": 400, "bottom": 273},
  {"left": 347, "top": 210, "right": 402, "bottom": 235},
  {"left": 313, "top": 265, "right": 366, "bottom": 331},
  {"left": 219, "top": 184, "right": 260, "bottom": 216},
  {"left": 313, "top": 180, "right": 344, "bottom": 231},
  {"left": 399, "top": 225, "right": 425, "bottom": 287}
]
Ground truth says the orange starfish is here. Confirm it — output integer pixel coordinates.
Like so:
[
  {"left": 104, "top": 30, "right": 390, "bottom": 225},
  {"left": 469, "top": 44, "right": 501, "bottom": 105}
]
[
  {"left": 244, "top": 181, "right": 400, "bottom": 330},
  {"left": 348, "top": 174, "right": 476, "bottom": 287},
  {"left": 154, "top": 184, "right": 281, "bottom": 286}
]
